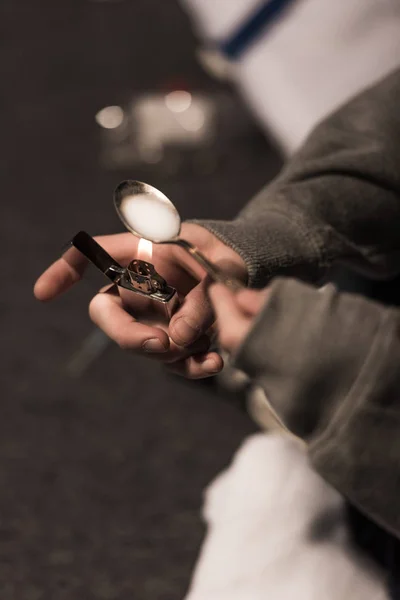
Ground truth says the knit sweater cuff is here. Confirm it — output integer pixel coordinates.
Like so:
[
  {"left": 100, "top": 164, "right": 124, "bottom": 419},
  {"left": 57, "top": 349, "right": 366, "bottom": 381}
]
[{"left": 187, "top": 212, "right": 323, "bottom": 288}]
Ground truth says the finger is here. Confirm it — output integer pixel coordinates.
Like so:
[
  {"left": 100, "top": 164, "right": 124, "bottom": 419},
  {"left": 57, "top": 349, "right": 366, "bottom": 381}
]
[
  {"left": 34, "top": 233, "right": 138, "bottom": 301},
  {"left": 89, "top": 291, "right": 170, "bottom": 353},
  {"left": 208, "top": 283, "right": 246, "bottom": 327},
  {"left": 208, "top": 284, "right": 250, "bottom": 353},
  {"left": 92, "top": 287, "right": 211, "bottom": 362},
  {"left": 34, "top": 254, "right": 86, "bottom": 301},
  {"left": 235, "top": 288, "right": 270, "bottom": 316},
  {"left": 169, "top": 277, "right": 214, "bottom": 347},
  {"left": 167, "top": 351, "right": 224, "bottom": 379},
  {"left": 158, "top": 334, "right": 211, "bottom": 364}
]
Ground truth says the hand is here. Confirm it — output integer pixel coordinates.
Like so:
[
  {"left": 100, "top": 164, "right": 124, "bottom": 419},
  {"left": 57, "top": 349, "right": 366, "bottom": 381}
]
[
  {"left": 208, "top": 284, "right": 270, "bottom": 355},
  {"left": 34, "top": 223, "right": 247, "bottom": 378}
]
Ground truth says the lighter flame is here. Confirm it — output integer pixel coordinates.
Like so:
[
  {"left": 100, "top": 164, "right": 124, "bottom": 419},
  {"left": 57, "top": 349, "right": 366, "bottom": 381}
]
[{"left": 138, "top": 238, "right": 153, "bottom": 262}]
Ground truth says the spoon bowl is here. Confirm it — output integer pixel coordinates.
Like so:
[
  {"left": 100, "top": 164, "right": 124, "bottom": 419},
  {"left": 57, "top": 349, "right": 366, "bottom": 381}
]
[{"left": 114, "top": 180, "right": 181, "bottom": 242}]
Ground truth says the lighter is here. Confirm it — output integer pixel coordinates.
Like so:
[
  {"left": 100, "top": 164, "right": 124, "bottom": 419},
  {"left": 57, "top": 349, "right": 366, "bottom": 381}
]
[{"left": 65, "top": 230, "right": 179, "bottom": 322}]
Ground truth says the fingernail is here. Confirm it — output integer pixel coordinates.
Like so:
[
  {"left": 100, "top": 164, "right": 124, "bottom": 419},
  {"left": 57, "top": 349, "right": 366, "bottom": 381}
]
[
  {"left": 172, "top": 317, "right": 199, "bottom": 346},
  {"left": 202, "top": 358, "right": 220, "bottom": 373},
  {"left": 142, "top": 339, "right": 168, "bottom": 353}
]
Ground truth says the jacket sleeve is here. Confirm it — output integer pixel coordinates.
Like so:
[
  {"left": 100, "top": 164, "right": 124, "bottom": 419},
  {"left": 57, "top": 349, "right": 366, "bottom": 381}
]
[
  {"left": 191, "top": 67, "right": 400, "bottom": 288},
  {"left": 233, "top": 277, "right": 400, "bottom": 538}
]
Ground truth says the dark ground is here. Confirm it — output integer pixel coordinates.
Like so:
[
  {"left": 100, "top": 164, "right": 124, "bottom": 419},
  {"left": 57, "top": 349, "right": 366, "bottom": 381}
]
[{"left": 1, "top": 1, "right": 280, "bottom": 597}]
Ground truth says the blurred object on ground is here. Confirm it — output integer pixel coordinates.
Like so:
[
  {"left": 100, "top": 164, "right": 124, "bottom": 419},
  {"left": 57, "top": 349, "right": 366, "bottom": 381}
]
[{"left": 96, "top": 90, "right": 271, "bottom": 175}]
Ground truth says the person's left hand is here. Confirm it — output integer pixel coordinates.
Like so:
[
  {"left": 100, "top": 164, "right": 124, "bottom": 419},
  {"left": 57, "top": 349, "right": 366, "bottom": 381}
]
[{"left": 208, "top": 284, "right": 270, "bottom": 355}]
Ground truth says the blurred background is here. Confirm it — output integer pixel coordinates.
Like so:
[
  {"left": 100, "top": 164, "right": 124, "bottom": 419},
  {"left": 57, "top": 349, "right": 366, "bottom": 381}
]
[{"left": 1, "top": 1, "right": 280, "bottom": 597}]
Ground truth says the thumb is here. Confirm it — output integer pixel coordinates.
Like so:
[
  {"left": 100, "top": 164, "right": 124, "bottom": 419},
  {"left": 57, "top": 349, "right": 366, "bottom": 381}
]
[
  {"left": 208, "top": 284, "right": 249, "bottom": 353},
  {"left": 169, "top": 277, "right": 214, "bottom": 347}
]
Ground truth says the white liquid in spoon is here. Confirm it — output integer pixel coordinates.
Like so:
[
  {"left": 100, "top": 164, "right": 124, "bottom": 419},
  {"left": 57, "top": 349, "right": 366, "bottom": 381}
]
[{"left": 120, "top": 193, "right": 181, "bottom": 242}]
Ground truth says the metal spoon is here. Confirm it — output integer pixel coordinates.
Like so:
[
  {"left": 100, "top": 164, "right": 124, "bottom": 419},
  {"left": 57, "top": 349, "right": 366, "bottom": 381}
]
[{"left": 114, "top": 180, "right": 243, "bottom": 289}]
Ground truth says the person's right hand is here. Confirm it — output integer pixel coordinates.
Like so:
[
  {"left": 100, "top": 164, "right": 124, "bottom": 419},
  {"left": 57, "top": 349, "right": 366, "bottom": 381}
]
[{"left": 34, "top": 223, "right": 248, "bottom": 378}]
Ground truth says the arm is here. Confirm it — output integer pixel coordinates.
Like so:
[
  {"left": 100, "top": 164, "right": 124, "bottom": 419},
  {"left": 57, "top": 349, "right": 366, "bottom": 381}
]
[
  {"left": 210, "top": 280, "right": 400, "bottom": 538},
  {"left": 193, "top": 67, "right": 400, "bottom": 287}
]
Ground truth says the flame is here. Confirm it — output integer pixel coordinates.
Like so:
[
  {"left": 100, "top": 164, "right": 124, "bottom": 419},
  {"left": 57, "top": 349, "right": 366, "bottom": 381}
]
[{"left": 137, "top": 238, "right": 153, "bottom": 262}]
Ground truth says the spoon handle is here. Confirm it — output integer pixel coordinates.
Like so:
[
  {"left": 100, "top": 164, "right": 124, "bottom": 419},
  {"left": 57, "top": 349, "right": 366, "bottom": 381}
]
[{"left": 168, "top": 239, "right": 244, "bottom": 291}]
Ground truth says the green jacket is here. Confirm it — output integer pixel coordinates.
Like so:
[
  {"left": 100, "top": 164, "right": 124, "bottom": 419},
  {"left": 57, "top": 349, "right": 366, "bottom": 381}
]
[{"left": 194, "top": 67, "right": 400, "bottom": 539}]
